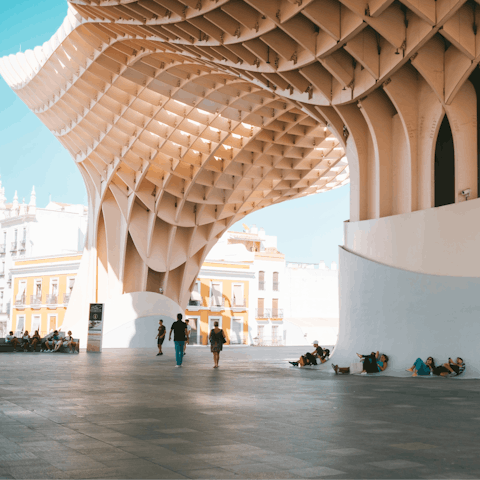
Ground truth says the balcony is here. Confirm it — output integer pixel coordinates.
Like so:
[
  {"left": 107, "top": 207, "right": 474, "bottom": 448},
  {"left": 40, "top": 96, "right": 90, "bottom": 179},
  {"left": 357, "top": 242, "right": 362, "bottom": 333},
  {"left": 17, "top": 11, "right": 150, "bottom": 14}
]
[
  {"left": 258, "top": 281, "right": 265, "bottom": 290},
  {"left": 208, "top": 297, "right": 225, "bottom": 311},
  {"left": 0, "top": 244, "right": 5, "bottom": 256},
  {"left": 46, "top": 294, "right": 58, "bottom": 308},
  {"left": 63, "top": 293, "right": 71, "bottom": 305},
  {"left": 273, "top": 282, "right": 280, "bottom": 291},
  {"left": 10, "top": 242, "right": 17, "bottom": 253},
  {"left": 256, "top": 308, "right": 271, "bottom": 319},
  {"left": 19, "top": 240, "right": 26, "bottom": 252},
  {"left": 0, "top": 272, "right": 4, "bottom": 279},
  {"left": 232, "top": 297, "right": 247, "bottom": 312},
  {"left": 30, "top": 295, "right": 42, "bottom": 309},
  {"left": 15, "top": 294, "right": 26, "bottom": 309},
  {"left": 271, "top": 308, "right": 284, "bottom": 319}
]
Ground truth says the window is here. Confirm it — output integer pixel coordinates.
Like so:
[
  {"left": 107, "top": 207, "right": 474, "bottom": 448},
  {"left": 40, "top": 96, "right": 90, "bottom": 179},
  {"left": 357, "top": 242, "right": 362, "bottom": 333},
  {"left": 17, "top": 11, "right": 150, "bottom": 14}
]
[
  {"left": 14, "top": 229, "right": 17, "bottom": 244},
  {"left": 211, "top": 282, "right": 222, "bottom": 307},
  {"left": 189, "top": 281, "right": 201, "bottom": 306},
  {"left": 233, "top": 284, "right": 243, "bottom": 307},
  {"left": 257, "top": 325, "right": 264, "bottom": 341},
  {"left": 16, "top": 281, "right": 27, "bottom": 303},
  {"left": 48, "top": 314, "right": 57, "bottom": 332},
  {"left": 50, "top": 279, "right": 59, "bottom": 295},
  {"left": 272, "top": 325, "right": 279, "bottom": 342},
  {"left": 272, "top": 298, "right": 279, "bottom": 317},
  {"left": 16, "top": 315, "right": 25, "bottom": 334},
  {"left": 35, "top": 280, "right": 42, "bottom": 296},
  {"left": 231, "top": 318, "right": 243, "bottom": 344},
  {"left": 208, "top": 316, "right": 222, "bottom": 332},
  {"left": 31, "top": 315, "right": 41, "bottom": 334},
  {"left": 67, "top": 277, "right": 75, "bottom": 293},
  {"left": 257, "top": 298, "right": 264, "bottom": 318},
  {"left": 273, "top": 272, "right": 279, "bottom": 291},
  {"left": 259, "top": 271, "right": 265, "bottom": 290}
]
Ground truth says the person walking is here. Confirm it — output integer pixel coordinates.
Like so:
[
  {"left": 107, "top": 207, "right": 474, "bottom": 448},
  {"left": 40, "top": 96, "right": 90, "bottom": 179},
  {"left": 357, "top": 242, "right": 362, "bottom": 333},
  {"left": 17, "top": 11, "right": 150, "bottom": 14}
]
[
  {"left": 169, "top": 314, "right": 187, "bottom": 367},
  {"left": 156, "top": 320, "right": 166, "bottom": 356},
  {"left": 209, "top": 321, "right": 227, "bottom": 368},
  {"left": 183, "top": 319, "right": 191, "bottom": 356}
]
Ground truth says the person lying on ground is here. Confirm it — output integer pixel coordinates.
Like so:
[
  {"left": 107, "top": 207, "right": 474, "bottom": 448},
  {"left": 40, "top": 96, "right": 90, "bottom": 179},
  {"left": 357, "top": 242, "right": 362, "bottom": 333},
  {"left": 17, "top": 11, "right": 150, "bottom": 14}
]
[
  {"left": 332, "top": 351, "right": 388, "bottom": 374},
  {"left": 289, "top": 341, "right": 326, "bottom": 367},
  {"left": 432, "top": 357, "right": 465, "bottom": 377},
  {"left": 31, "top": 331, "right": 42, "bottom": 352},
  {"left": 406, "top": 356, "right": 435, "bottom": 376},
  {"left": 5, "top": 331, "right": 19, "bottom": 351},
  {"left": 20, "top": 331, "right": 31, "bottom": 351}
]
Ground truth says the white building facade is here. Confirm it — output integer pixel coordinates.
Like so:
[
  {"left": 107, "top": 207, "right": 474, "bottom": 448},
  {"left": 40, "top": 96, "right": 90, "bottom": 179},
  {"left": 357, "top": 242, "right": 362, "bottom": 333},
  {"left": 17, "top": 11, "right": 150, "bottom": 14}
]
[{"left": 0, "top": 179, "right": 88, "bottom": 336}]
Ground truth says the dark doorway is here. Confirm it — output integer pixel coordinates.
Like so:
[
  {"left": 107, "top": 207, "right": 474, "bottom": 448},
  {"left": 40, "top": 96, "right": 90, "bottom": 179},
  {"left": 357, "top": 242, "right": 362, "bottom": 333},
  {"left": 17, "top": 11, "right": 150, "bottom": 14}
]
[
  {"left": 468, "top": 69, "right": 480, "bottom": 198},
  {"left": 434, "top": 115, "right": 455, "bottom": 207}
]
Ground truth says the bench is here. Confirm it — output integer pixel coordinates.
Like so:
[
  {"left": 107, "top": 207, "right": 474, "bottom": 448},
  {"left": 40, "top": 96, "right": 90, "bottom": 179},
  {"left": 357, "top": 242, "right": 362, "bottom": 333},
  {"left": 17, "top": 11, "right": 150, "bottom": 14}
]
[{"left": 0, "top": 336, "right": 80, "bottom": 353}]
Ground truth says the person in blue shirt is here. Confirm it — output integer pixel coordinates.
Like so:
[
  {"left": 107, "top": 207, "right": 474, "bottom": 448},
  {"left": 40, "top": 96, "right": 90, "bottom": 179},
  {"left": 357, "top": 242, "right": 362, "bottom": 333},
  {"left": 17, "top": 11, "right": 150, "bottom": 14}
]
[{"left": 406, "top": 356, "right": 435, "bottom": 376}]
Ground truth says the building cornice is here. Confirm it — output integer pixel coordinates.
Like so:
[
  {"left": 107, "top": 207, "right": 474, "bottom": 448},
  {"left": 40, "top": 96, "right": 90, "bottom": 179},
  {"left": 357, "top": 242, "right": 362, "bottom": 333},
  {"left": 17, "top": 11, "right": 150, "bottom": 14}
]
[
  {"left": 10, "top": 261, "right": 81, "bottom": 277},
  {"left": 198, "top": 268, "right": 255, "bottom": 280}
]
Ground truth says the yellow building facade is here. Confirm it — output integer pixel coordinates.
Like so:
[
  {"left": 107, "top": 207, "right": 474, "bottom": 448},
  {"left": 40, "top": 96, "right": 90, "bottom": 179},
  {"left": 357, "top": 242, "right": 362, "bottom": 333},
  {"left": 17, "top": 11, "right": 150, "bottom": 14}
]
[
  {"left": 185, "top": 261, "right": 254, "bottom": 346},
  {"left": 10, "top": 254, "right": 81, "bottom": 335}
]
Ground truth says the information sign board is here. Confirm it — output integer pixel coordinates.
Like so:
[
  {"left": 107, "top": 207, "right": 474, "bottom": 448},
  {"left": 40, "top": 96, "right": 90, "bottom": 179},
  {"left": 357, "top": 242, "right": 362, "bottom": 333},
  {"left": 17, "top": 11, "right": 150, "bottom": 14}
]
[{"left": 87, "top": 303, "right": 104, "bottom": 352}]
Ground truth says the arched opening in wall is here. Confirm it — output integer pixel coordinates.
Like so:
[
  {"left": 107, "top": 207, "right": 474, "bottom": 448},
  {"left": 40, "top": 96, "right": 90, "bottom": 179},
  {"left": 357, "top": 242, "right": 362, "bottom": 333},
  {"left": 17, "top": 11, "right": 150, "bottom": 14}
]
[
  {"left": 467, "top": 70, "right": 480, "bottom": 197},
  {"left": 434, "top": 115, "right": 455, "bottom": 207}
]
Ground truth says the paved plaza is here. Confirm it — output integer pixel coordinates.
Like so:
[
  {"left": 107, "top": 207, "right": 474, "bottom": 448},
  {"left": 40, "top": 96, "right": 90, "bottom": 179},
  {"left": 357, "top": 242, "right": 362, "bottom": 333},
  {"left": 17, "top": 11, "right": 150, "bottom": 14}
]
[{"left": 0, "top": 347, "right": 479, "bottom": 479}]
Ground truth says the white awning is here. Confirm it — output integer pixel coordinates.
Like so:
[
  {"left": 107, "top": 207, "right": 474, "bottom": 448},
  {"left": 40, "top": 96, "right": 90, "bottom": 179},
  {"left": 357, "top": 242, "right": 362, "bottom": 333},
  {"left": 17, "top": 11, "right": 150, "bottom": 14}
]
[{"left": 190, "top": 290, "right": 201, "bottom": 301}]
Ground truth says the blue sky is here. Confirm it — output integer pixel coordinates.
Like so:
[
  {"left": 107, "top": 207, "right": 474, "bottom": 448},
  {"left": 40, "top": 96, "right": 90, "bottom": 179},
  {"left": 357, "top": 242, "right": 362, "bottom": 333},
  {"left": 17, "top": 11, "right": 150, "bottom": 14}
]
[{"left": 0, "top": 0, "right": 350, "bottom": 266}]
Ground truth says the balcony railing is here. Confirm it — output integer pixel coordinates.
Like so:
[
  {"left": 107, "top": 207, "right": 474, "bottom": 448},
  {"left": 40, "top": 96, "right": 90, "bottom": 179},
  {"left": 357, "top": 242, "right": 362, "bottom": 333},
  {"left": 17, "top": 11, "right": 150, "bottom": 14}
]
[
  {"left": 208, "top": 297, "right": 225, "bottom": 308},
  {"left": 19, "top": 240, "right": 26, "bottom": 251},
  {"left": 256, "top": 308, "right": 271, "bottom": 318},
  {"left": 258, "top": 281, "right": 265, "bottom": 290},
  {"left": 63, "top": 293, "right": 71, "bottom": 305},
  {"left": 10, "top": 242, "right": 17, "bottom": 252},
  {"left": 271, "top": 308, "right": 284, "bottom": 318},
  {"left": 232, "top": 297, "right": 246, "bottom": 308},
  {"left": 30, "top": 295, "right": 42, "bottom": 306},
  {"left": 273, "top": 282, "right": 280, "bottom": 291},
  {"left": 15, "top": 295, "right": 26, "bottom": 307},
  {"left": 46, "top": 294, "right": 58, "bottom": 305},
  {"left": 0, "top": 244, "right": 5, "bottom": 255},
  {"left": 253, "top": 335, "right": 285, "bottom": 346},
  {"left": 188, "top": 299, "right": 201, "bottom": 307},
  {"left": 0, "top": 272, "right": 4, "bottom": 278}
]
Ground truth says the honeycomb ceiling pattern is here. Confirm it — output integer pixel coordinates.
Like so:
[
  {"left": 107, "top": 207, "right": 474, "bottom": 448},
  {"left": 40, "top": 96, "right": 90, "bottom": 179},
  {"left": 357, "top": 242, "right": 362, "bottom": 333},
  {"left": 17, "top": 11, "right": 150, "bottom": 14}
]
[{"left": 1, "top": 0, "right": 476, "bottom": 306}]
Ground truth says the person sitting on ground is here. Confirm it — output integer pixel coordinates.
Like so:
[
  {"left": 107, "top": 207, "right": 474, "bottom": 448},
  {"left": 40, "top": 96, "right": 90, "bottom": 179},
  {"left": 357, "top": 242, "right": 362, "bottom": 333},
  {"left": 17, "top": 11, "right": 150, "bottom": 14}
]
[
  {"left": 289, "top": 341, "right": 325, "bottom": 367},
  {"left": 64, "top": 331, "right": 78, "bottom": 353},
  {"left": 332, "top": 351, "right": 388, "bottom": 374},
  {"left": 20, "top": 331, "right": 31, "bottom": 351},
  {"left": 31, "top": 331, "right": 42, "bottom": 352},
  {"left": 44, "top": 330, "right": 60, "bottom": 352},
  {"left": 406, "top": 356, "right": 435, "bottom": 376},
  {"left": 432, "top": 357, "right": 466, "bottom": 377},
  {"left": 5, "top": 331, "right": 19, "bottom": 351}
]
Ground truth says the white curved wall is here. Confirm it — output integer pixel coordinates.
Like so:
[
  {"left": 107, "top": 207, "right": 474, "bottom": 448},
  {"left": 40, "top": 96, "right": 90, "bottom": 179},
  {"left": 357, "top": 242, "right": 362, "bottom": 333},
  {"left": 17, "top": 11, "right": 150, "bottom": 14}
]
[
  {"left": 344, "top": 198, "right": 480, "bottom": 277},
  {"left": 328, "top": 247, "right": 480, "bottom": 378},
  {"left": 102, "top": 292, "right": 183, "bottom": 348}
]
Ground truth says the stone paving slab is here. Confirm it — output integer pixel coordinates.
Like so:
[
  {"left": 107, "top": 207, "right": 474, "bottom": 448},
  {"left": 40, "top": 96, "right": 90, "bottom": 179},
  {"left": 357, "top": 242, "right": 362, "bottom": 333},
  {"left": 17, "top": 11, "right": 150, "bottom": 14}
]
[{"left": 0, "top": 347, "right": 479, "bottom": 479}]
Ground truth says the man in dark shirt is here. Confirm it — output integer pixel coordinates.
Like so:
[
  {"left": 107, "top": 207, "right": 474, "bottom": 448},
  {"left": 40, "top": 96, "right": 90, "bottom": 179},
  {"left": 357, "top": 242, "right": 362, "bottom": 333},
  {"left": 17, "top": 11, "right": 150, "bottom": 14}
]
[
  {"left": 169, "top": 314, "right": 187, "bottom": 367},
  {"left": 156, "top": 319, "right": 166, "bottom": 356}
]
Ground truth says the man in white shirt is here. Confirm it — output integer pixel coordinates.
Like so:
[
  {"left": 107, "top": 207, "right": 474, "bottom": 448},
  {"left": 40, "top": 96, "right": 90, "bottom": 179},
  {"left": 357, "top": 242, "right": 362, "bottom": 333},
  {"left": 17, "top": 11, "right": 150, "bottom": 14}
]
[
  {"left": 6, "top": 331, "right": 19, "bottom": 351},
  {"left": 183, "top": 319, "right": 192, "bottom": 356}
]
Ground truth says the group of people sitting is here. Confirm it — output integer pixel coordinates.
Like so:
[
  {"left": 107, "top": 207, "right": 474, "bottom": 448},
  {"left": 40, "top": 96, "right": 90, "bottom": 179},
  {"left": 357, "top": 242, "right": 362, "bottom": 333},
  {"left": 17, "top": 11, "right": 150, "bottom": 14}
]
[
  {"left": 289, "top": 341, "right": 331, "bottom": 367},
  {"left": 332, "top": 351, "right": 388, "bottom": 375},
  {"left": 5, "top": 330, "right": 78, "bottom": 353}
]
